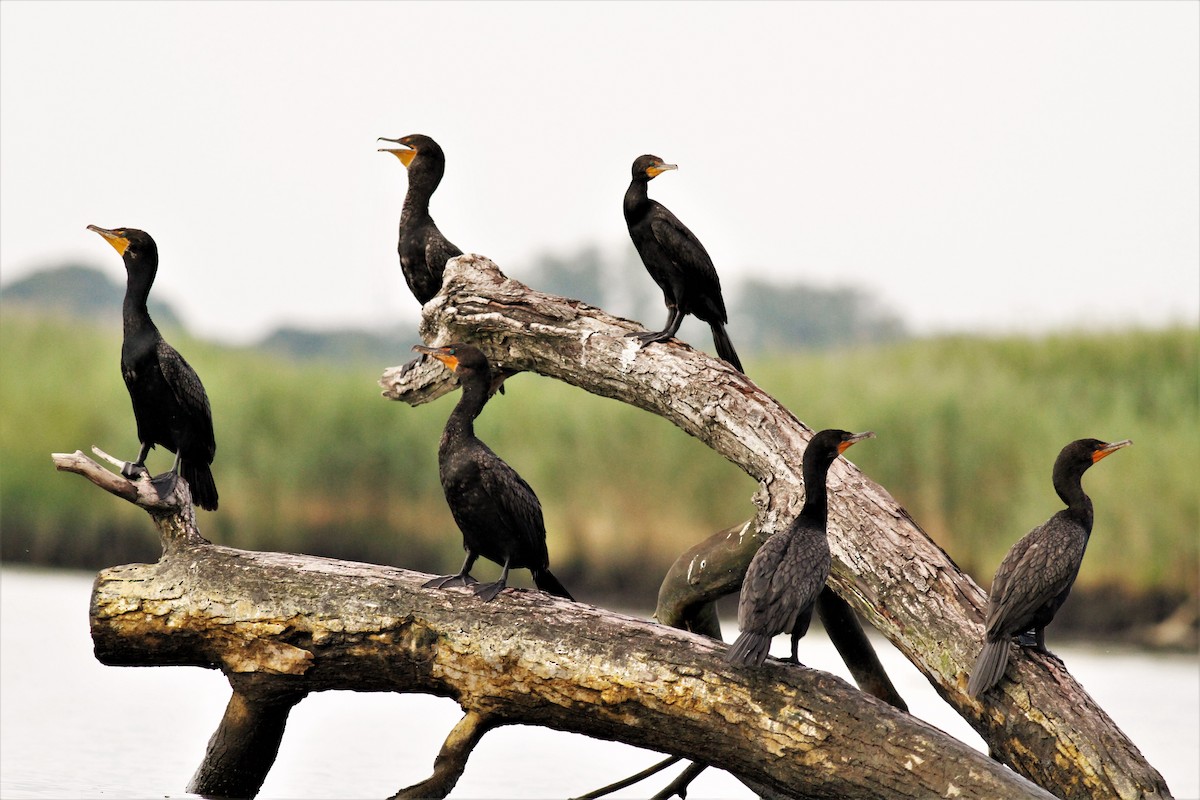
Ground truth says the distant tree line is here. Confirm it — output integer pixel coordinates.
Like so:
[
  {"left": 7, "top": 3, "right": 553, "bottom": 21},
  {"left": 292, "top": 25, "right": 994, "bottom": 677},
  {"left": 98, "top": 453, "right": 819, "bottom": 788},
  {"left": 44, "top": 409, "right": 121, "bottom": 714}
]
[
  {"left": 518, "top": 244, "right": 907, "bottom": 352},
  {"left": 1, "top": 264, "right": 182, "bottom": 329},
  {"left": 2, "top": 249, "right": 907, "bottom": 363}
]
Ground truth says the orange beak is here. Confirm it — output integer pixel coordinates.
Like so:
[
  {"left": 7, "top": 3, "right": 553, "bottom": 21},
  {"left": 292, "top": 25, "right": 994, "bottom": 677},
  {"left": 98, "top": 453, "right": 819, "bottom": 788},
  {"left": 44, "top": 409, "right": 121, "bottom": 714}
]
[
  {"left": 87, "top": 224, "right": 130, "bottom": 256},
  {"left": 1092, "top": 439, "right": 1132, "bottom": 462},
  {"left": 838, "top": 431, "right": 876, "bottom": 454}
]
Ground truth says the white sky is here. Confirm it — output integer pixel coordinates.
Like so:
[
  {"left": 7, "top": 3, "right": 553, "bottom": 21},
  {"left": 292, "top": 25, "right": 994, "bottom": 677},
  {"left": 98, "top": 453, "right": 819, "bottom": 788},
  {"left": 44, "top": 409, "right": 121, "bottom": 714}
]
[{"left": 2, "top": 1, "right": 1197, "bottom": 343}]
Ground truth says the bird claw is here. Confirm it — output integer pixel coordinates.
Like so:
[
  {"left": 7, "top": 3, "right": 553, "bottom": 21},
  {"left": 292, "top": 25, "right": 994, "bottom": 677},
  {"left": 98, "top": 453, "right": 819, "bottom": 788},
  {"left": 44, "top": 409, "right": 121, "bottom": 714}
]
[
  {"left": 149, "top": 471, "right": 180, "bottom": 500},
  {"left": 1015, "top": 633, "right": 1063, "bottom": 663},
  {"left": 472, "top": 580, "right": 507, "bottom": 602},
  {"left": 121, "top": 462, "right": 149, "bottom": 480},
  {"left": 1034, "top": 646, "right": 1063, "bottom": 664},
  {"left": 423, "top": 573, "right": 478, "bottom": 590},
  {"left": 624, "top": 330, "right": 669, "bottom": 347}
]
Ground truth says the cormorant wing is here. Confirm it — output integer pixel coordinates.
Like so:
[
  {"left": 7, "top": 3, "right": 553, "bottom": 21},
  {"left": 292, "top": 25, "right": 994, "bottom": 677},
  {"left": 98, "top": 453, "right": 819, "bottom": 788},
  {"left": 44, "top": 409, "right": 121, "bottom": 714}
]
[
  {"left": 985, "top": 513, "right": 1087, "bottom": 637},
  {"left": 477, "top": 453, "right": 550, "bottom": 564},
  {"left": 425, "top": 233, "right": 463, "bottom": 287},
  {"left": 648, "top": 208, "right": 728, "bottom": 320},
  {"left": 156, "top": 340, "right": 216, "bottom": 460},
  {"left": 738, "top": 530, "right": 813, "bottom": 636}
]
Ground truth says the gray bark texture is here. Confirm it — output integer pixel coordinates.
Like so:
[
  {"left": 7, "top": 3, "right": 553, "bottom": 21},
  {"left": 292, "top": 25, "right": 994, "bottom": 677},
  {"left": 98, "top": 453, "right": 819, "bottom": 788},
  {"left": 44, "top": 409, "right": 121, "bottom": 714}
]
[
  {"left": 379, "top": 254, "right": 1171, "bottom": 800},
  {"left": 54, "top": 252, "right": 1171, "bottom": 800},
  {"left": 57, "top": 450, "right": 1048, "bottom": 799}
]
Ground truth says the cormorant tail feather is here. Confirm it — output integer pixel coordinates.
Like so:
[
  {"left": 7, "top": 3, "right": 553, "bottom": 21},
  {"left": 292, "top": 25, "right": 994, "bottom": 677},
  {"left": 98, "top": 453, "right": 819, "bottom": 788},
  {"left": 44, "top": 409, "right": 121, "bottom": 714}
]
[
  {"left": 533, "top": 569, "right": 574, "bottom": 601},
  {"left": 710, "top": 323, "right": 744, "bottom": 374},
  {"left": 726, "top": 631, "right": 771, "bottom": 667},
  {"left": 967, "top": 639, "right": 1010, "bottom": 698},
  {"left": 183, "top": 460, "right": 219, "bottom": 511}
]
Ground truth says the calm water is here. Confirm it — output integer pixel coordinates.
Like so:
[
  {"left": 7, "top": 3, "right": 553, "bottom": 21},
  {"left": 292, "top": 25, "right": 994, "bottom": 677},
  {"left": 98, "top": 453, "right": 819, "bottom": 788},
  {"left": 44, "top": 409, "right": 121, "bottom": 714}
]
[{"left": 1, "top": 566, "right": 1196, "bottom": 799}]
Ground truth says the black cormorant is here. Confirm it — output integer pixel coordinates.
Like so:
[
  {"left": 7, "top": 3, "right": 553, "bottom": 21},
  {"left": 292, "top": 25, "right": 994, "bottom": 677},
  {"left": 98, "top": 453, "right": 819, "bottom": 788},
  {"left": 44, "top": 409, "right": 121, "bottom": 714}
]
[
  {"left": 624, "top": 154, "right": 743, "bottom": 373},
  {"left": 378, "top": 134, "right": 463, "bottom": 304},
  {"left": 87, "top": 225, "right": 218, "bottom": 510},
  {"left": 414, "top": 343, "right": 573, "bottom": 603},
  {"left": 966, "top": 438, "right": 1132, "bottom": 697},
  {"left": 727, "top": 429, "right": 875, "bottom": 666}
]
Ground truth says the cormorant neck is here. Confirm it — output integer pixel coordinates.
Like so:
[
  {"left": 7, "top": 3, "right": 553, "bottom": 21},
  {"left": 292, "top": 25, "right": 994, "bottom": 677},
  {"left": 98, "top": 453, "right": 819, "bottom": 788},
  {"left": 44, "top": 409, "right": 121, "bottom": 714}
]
[
  {"left": 402, "top": 163, "right": 443, "bottom": 219},
  {"left": 122, "top": 259, "right": 157, "bottom": 332},
  {"left": 624, "top": 179, "right": 650, "bottom": 223},
  {"left": 1054, "top": 469, "right": 1095, "bottom": 528},
  {"left": 799, "top": 457, "right": 834, "bottom": 524},
  {"left": 443, "top": 372, "right": 489, "bottom": 440}
]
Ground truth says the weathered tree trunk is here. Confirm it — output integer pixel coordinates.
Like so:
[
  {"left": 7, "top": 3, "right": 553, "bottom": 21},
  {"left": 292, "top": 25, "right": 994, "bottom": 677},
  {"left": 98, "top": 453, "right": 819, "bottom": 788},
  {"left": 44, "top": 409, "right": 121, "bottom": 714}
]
[
  {"left": 61, "top": 252, "right": 1172, "bottom": 800},
  {"left": 378, "top": 254, "right": 1171, "bottom": 800},
  {"left": 59, "top": 448, "right": 1049, "bottom": 799}
]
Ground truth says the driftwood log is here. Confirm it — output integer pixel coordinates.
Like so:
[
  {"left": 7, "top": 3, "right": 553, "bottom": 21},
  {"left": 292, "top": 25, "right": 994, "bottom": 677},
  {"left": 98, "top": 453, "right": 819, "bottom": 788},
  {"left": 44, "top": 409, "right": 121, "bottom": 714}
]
[
  {"left": 58, "top": 451, "right": 1048, "bottom": 799},
  {"left": 62, "top": 253, "right": 1171, "bottom": 799}
]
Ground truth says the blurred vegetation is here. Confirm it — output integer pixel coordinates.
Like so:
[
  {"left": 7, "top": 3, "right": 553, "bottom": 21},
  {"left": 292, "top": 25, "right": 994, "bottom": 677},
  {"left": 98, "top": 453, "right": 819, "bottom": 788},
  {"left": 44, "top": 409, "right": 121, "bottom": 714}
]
[
  {"left": 1, "top": 263, "right": 182, "bottom": 328},
  {"left": 518, "top": 243, "right": 909, "bottom": 353},
  {"left": 1, "top": 307, "right": 1195, "bottom": 621}
]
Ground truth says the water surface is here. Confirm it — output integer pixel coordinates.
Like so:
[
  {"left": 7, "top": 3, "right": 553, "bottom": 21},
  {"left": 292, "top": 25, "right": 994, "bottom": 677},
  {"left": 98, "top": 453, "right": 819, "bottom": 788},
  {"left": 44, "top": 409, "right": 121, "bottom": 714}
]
[{"left": 1, "top": 567, "right": 1195, "bottom": 798}]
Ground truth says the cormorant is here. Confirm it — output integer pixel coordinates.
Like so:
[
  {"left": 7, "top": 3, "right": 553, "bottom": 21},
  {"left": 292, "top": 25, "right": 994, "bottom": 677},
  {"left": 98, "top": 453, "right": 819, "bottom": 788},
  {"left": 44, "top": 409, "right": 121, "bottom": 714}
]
[
  {"left": 87, "top": 225, "right": 218, "bottom": 510},
  {"left": 727, "top": 429, "right": 875, "bottom": 666},
  {"left": 378, "top": 134, "right": 463, "bottom": 304},
  {"left": 624, "top": 154, "right": 743, "bottom": 373},
  {"left": 966, "top": 438, "right": 1132, "bottom": 698},
  {"left": 414, "top": 343, "right": 573, "bottom": 603}
]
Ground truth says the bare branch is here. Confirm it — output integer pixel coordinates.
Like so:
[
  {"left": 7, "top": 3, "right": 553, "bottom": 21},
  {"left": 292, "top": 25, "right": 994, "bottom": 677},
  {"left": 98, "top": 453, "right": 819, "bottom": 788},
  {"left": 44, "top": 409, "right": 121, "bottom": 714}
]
[
  {"left": 571, "top": 755, "right": 684, "bottom": 800},
  {"left": 393, "top": 710, "right": 498, "bottom": 800},
  {"left": 89, "top": 544, "right": 1054, "bottom": 800},
  {"left": 380, "top": 253, "right": 1171, "bottom": 800}
]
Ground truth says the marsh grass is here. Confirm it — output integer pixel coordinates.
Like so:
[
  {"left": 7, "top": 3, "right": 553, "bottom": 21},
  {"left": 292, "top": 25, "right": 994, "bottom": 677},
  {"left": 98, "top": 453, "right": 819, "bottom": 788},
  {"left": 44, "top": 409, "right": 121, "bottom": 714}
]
[{"left": 2, "top": 311, "right": 1194, "bottom": 608}]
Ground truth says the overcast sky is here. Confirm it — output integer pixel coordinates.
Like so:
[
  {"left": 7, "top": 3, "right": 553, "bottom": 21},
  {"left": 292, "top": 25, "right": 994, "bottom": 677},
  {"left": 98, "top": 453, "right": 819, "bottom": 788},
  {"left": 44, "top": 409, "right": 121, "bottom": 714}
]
[{"left": 2, "top": 1, "right": 1197, "bottom": 343}]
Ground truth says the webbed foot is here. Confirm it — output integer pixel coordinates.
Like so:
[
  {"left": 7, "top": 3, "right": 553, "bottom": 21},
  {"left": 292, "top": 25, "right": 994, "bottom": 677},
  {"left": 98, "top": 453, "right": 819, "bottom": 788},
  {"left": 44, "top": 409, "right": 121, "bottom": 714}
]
[
  {"left": 150, "top": 470, "right": 180, "bottom": 500},
  {"left": 122, "top": 462, "right": 149, "bottom": 480},
  {"left": 1033, "top": 644, "right": 1063, "bottom": 663},
  {"left": 1016, "top": 630, "right": 1061, "bottom": 662},
  {"left": 423, "top": 573, "right": 479, "bottom": 590},
  {"left": 472, "top": 580, "right": 508, "bottom": 602},
  {"left": 624, "top": 330, "right": 670, "bottom": 348}
]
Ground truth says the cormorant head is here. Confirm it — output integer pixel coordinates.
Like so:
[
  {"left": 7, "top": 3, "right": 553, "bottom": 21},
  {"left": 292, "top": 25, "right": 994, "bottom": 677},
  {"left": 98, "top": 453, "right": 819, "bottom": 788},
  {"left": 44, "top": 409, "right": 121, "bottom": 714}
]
[
  {"left": 805, "top": 429, "right": 876, "bottom": 470},
  {"left": 631, "top": 154, "right": 678, "bottom": 182},
  {"left": 378, "top": 133, "right": 445, "bottom": 172},
  {"left": 87, "top": 225, "right": 157, "bottom": 273},
  {"left": 412, "top": 343, "right": 490, "bottom": 377},
  {"left": 1055, "top": 438, "right": 1132, "bottom": 477}
]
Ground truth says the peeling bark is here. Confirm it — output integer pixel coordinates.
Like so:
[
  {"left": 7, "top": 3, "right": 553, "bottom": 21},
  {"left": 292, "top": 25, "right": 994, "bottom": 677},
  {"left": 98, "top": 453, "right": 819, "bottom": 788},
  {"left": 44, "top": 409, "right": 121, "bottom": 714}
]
[
  {"left": 378, "top": 254, "right": 1172, "bottom": 800},
  {"left": 56, "top": 252, "right": 1172, "bottom": 800},
  {"left": 76, "top": 489, "right": 1050, "bottom": 798},
  {"left": 59, "top": 449, "right": 1049, "bottom": 798}
]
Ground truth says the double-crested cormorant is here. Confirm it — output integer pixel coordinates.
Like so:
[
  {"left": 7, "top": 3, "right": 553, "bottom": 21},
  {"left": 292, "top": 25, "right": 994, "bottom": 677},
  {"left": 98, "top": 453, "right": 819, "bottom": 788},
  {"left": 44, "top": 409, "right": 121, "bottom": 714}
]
[
  {"left": 378, "top": 134, "right": 463, "bottom": 304},
  {"left": 87, "top": 225, "right": 218, "bottom": 511},
  {"left": 624, "top": 154, "right": 743, "bottom": 373},
  {"left": 414, "top": 343, "right": 573, "bottom": 603},
  {"left": 727, "top": 429, "right": 875, "bottom": 666},
  {"left": 967, "top": 438, "right": 1132, "bottom": 697}
]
